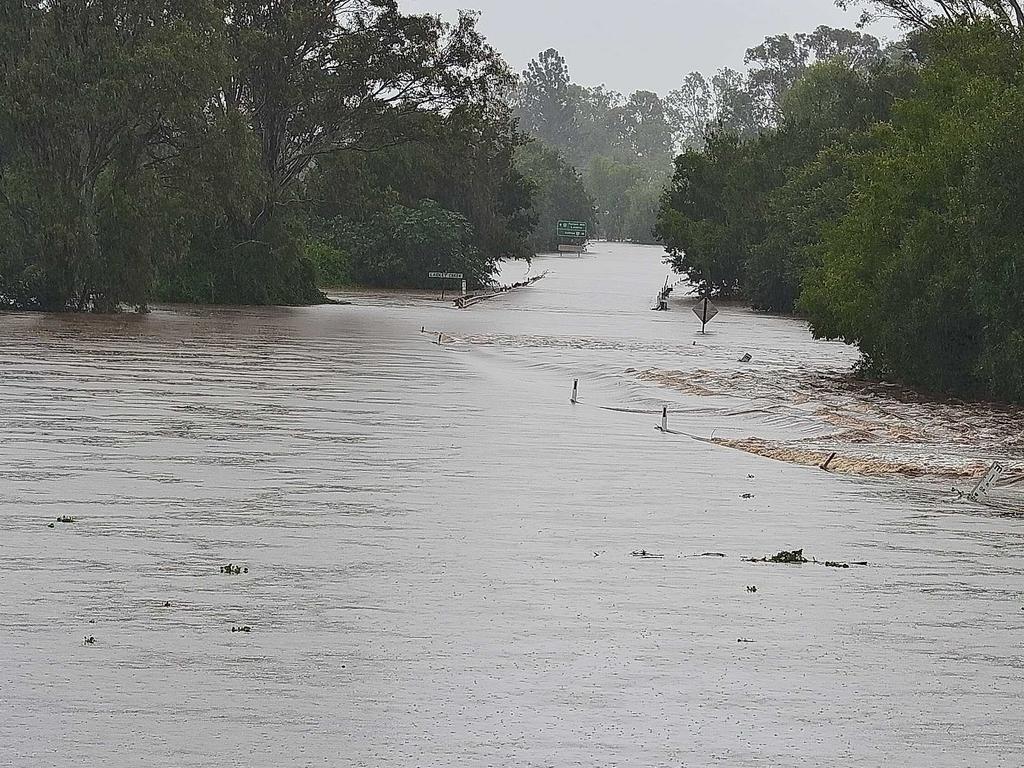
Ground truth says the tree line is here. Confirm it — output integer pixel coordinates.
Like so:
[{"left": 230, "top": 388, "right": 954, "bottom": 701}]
[
  {"left": 6, "top": 1, "right": 1023, "bottom": 403},
  {"left": 508, "top": 28, "right": 892, "bottom": 249},
  {"left": 511, "top": 49, "right": 670, "bottom": 245},
  {"left": 657, "top": 0, "right": 1024, "bottom": 402},
  {"left": 0, "top": 1, "right": 600, "bottom": 310}
]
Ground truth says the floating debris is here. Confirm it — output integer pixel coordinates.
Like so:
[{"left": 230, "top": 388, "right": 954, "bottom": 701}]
[
  {"left": 231, "top": 626, "right": 252, "bottom": 633},
  {"left": 631, "top": 550, "right": 665, "bottom": 559},
  {"left": 47, "top": 523, "right": 54, "bottom": 528},
  {"left": 219, "top": 563, "right": 248, "bottom": 575},
  {"left": 745, "top": 549, "right": 809, "bottom": 564},
  {"left": 821, "top": 560, "right": 868, "bottom": 567},
  {"left": 738, "top": 353, "right": 752, "bottom": 363},
  {"left": 83, "top": 636, "right": 95, "bottom": 645},
  {"left": 744, "top": 550, "right": 868, "bottom": 568}
]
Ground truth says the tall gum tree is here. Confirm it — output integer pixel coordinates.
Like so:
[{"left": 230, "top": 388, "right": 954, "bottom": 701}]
[
  {"left": 836, "top": 0, "right": 1024, "bottom": 31},
  {"left": 175, "top": 0, "right": 510, "bottom": 303},
  {"left": 219, "top": 1, "right": 507, "bottom": 219},
  {"left": 0, "top": 0, "right": 223, "bottom": 311}
]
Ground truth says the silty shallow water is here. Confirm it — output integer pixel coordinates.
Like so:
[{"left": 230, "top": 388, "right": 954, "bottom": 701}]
[{"left": 1, "top": 242, "right": 1022, "bottom": 767}]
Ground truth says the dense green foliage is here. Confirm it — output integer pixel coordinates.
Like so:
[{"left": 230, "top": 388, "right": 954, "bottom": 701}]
[
  {"left": 303, "top": 105, "right": 535, "bottom": 287},
  {"left": 803, "top": 21, "right": 1024, "bottom": 400},
  {"left": 320, "top": 200, "right": 486, "bottom": 288},
  {"left": 658, "top": 52, "right": 908, "bottom": 308},
  {"left": 0, "top": 1, "right": 537, "bottom": 309},
  {"left": 514, "top": 141, "right": 596, "bottom": 253},
  {"left": 658, "top": 3, "right": 1024, "bottom": 401},
  {"left": 0, "top": 0, "right": 223, "bottom": 311},
  {"left": 657, "top": 132, "right": 771, "bottom": 298}
]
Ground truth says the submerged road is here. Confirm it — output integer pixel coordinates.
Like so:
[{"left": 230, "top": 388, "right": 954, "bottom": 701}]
[{"left": 1, "top": 243, "right": 1022, "bottom": 767}]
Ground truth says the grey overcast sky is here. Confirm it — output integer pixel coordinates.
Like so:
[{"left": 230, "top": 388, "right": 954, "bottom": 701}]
[{"left": 401, "top": 0, "right": 895, "bottom": 96}]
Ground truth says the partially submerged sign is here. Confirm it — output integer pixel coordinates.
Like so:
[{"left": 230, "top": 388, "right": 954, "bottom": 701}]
[
  {"left": 969, "top": 461, "right": 1005, "bottom": 501},
  {"left": 428, "top": 271, "right": 465, "bottom": 300},
  {"left": 692, "top": 297, "right": 719, "bottom": 332}
]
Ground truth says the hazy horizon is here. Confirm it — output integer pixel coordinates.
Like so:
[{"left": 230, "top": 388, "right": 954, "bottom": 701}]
[{"left": 401, "top": 0, "right": 897, "bottom": 95}]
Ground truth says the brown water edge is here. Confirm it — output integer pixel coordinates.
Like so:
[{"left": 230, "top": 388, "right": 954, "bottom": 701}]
[
  {"left": 637, "top": 366, "right": 1024, "bottom": 481},
  {"left": 710, "top": 437, "right": 988, "bottom": 478}
]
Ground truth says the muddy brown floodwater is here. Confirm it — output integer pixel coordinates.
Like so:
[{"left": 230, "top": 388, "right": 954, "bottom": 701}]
[{"left": 1, "top": 243, "right": 1022, "bottom": 767}]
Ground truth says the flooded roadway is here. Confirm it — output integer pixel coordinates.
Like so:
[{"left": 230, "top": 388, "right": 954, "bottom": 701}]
[{"left": 1, "top": 243, "right": 1022, "bottom": 767}]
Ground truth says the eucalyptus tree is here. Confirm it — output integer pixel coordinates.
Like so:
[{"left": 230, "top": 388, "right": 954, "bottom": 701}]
[
  {"left": 711, "top": 68, "right": 763, "bottom": 137},
  {"left": 219, "top": 1, "right": 505, "bottom": 216},
  {"left": 665, "top": 26, "right": 884, "bottom": 146},
  {"left": 836, "top": 0, "right": 1024, "bottom": 31},
  {"left": 0, "top": 0, "right": 223, "bottom": 310},
  {"left": 168, "top": 0, "right": 510, "bottom": 304},
  {"left": 514, "top": 48, "right": 577, "bottom": 155},
  {"left": 619, "top": 90, "right": 674, "bottom": 167},
  {"left": 665, "top": 73, "right": 716, "bottom": 151},
  {"left": 745, "top": 27, "right": 884, "bottom": 125}
]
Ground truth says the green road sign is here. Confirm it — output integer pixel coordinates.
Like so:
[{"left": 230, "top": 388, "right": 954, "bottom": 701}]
[{"left": 557, "top": 220, "right": 588, "bottom": 239}]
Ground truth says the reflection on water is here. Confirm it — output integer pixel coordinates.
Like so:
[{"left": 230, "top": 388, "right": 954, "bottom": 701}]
[{"left": 1, "top": 243, "right": 1022, "bottom": 767}]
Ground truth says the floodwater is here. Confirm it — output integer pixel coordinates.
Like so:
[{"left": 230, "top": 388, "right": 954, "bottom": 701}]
[{"left": 1, "top": 242, "right": 1022, "bottom": 767}]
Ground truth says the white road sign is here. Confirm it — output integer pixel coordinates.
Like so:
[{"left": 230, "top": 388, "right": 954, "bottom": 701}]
[{"left": 969, "top": 461, "right": 1005, "bottom": 501}]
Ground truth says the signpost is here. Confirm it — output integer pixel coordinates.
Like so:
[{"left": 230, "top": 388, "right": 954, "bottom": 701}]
[
  {"left": 428, "top": 272, "right": 464, "bottom": 301},
  {"left": 969, "top": 461, "right": 1005, "bottom": 501},
  {"left": 692, "top": 297, "right": 719, "bottom": 333},
  {"left": 557, "top": 220, "right": 588, "bottom": 254}
]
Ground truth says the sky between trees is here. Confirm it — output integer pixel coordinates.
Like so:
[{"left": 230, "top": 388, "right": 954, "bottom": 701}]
[{"left": 400, "top": 0, "right": 896, "bottom": 95}]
